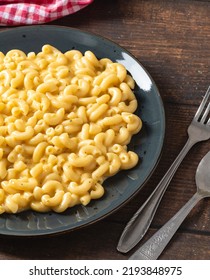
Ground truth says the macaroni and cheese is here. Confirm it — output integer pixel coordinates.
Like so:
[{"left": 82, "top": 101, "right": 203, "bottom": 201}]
[{"left": 0, "top": 45, "right": 142, "bottom": 214}]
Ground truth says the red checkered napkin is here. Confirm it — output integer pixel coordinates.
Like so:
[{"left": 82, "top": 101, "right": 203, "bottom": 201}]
[{"left": 0, "top": 0, "right": 93, "bottom": 26}]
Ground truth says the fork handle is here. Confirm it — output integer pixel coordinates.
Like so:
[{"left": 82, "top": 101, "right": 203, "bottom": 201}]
[
  {"left": 129, "top": 192, "right": 202, "bottom": 260},
  {"left": 117, "top": 138, "right": 196, "bottom": 253}
]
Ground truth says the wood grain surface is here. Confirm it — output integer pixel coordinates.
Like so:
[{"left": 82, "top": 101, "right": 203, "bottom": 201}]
[{"left": 0, "top": 0, "right": 210, "bottom": 260}]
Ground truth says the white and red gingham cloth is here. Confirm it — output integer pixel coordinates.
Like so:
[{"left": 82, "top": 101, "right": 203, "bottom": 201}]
[{"left": 0, "top": 0, "right": 93, "bottom": 26}]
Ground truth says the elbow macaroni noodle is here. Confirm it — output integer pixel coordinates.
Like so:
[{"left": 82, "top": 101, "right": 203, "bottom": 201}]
[{"left": 0, "top": 45, "right": 142, "bottom": 214}]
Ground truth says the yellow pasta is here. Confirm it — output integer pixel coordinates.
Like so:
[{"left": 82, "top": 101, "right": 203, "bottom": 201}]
[{"left": 0, "top": 44, "right": 142, "bottom": 214}]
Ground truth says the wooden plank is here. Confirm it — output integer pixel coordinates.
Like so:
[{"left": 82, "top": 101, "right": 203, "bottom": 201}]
[{"left": 0, "top": 221, "right": 209, "bottom": 260}]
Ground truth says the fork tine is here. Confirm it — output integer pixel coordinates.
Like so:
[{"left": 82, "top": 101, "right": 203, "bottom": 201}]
[
  {"left": 200, "top": 102, "right": 210, "bottom": 123},
  {"left": 194, "top": 86, "right": 210, "bottom": 121}
]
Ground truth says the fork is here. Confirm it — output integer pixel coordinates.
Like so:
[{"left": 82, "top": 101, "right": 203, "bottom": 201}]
[{"left": 117, "top": 86, "right": 210, "bottom": 253}]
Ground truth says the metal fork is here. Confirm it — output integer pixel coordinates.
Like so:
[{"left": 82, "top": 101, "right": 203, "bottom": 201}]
[{"left": 117, "top": 86, "right": 210, "bottom": 253}]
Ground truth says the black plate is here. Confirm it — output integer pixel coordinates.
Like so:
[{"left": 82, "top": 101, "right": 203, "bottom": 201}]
[{"left": 0, "top": 25, "right": 165, "bottom": 236}]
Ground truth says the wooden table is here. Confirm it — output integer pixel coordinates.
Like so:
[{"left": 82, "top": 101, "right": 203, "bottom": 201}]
[{"left": 0, "top": 0, "right": 210, "bottom": 260}]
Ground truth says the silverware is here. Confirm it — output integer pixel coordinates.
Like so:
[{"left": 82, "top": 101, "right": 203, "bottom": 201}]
[
  {"left": 117, "top": 86, "right": 210, "bottom": 253},
  {"left": 129, "top": 150, "right": 210, "bottom": 259}
]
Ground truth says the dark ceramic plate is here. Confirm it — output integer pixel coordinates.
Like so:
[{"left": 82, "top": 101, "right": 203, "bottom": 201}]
[{"left": 0, "top": 25, "right": 165, "bottom": 236}]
